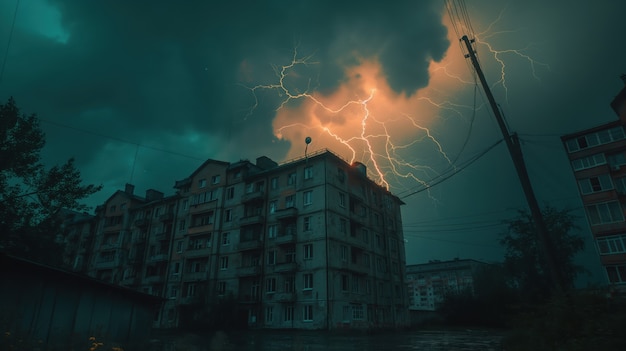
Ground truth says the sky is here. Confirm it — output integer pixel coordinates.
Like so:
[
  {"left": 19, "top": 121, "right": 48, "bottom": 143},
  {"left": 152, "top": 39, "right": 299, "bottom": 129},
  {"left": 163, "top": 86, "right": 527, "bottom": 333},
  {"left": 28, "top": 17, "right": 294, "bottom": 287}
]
[{"left": 1, "top": 0, "right": 625, "bottom": 285}]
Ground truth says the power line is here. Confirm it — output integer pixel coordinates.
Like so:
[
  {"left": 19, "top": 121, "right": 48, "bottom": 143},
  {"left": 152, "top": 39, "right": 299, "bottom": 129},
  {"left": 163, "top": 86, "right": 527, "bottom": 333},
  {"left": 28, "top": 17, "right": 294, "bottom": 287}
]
[
  {"left": 0, "top": 0, "right": 20, "bottom": 86},
  {"left": 399, "top": 138, "right": 503, "bottom": 199}
]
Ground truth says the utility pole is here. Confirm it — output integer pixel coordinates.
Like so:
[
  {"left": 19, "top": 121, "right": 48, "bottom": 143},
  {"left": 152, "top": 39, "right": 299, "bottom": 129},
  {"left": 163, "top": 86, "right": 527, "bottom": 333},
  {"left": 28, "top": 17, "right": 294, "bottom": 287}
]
[{"left": 461, "top": 35, "right": 564, "bottom": 293}]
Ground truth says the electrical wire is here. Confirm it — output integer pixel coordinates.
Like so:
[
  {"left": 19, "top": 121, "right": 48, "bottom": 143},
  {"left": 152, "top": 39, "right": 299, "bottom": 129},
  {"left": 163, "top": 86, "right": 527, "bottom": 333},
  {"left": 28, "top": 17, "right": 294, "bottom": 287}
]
[{"left": 0, "top": 0, "right": 20, "bottom": 86}]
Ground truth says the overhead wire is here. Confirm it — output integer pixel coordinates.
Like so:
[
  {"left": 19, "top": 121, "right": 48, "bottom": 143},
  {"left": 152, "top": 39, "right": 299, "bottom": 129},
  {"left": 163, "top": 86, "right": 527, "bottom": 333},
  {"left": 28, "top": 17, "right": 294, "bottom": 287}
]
[{"left": 0, "top": 0, "right": 20, "bottom": 86}]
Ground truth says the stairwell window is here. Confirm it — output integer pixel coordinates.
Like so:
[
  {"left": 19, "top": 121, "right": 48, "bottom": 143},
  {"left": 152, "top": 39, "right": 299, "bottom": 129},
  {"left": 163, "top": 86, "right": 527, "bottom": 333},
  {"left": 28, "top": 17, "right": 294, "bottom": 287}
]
[
  {"left": 303, "top": 305, "right": 313, "bottom": 321},
  {"left": 304, "top": 166, "right": 313, "bottom": 180},
  {"left": 303, "top": 244, "right": 313, "bottom": 260},
  {"left": 303, "top": 273, "right": 313, "bottom": 290},
  {"left": 303, "top": 191, "right": 312, "bottom": 206}
]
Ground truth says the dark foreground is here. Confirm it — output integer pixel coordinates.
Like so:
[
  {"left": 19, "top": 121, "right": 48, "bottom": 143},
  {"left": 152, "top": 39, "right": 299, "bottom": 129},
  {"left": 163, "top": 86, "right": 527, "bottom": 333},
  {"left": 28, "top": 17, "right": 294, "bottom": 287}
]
[{"left": 148, "top": 329, "right": 504, "bottom": 351}]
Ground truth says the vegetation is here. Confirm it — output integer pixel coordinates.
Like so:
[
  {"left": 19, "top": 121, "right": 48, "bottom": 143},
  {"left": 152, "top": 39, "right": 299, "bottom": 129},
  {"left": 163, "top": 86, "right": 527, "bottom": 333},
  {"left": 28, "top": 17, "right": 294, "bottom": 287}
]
[
  {"left": 500, "top": 205, "right": 585, "bottom": 302},
  {"left": 0, "top": 97, "right": 101, "bottom": 266}
]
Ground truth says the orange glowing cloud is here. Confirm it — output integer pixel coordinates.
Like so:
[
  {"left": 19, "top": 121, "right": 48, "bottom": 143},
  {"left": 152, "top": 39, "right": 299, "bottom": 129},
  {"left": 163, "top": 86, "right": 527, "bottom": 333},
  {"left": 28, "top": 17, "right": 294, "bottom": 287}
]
[{"left": 262, "top": 15, "right": 476, "bottom": 188}]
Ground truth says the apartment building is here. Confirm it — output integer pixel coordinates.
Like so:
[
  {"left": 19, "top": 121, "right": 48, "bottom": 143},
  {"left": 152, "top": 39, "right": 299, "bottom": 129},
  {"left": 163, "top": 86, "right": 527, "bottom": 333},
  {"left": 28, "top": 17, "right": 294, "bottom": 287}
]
[
  {"left": 84, "top": 149, "right": 408, "bottom": 330},
  {"left": 406, "top": 259, "right": 491, "bottom": 311},
  {"left": 561, "top": 78, "right": 626, "bottom": 292}
]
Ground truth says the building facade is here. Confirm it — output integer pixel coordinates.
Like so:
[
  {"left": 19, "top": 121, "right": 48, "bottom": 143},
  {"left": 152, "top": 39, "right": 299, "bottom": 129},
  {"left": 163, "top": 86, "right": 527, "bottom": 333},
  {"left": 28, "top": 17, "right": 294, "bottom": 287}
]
[
  {"left": 405, "top": 259, "right": 491, "bottom": 311},
  {"left": 561, "top": 78, "right": 626, "bottom": 292},
  {"left": 83, "top": 149, "right": 409, "bottom": 330}
]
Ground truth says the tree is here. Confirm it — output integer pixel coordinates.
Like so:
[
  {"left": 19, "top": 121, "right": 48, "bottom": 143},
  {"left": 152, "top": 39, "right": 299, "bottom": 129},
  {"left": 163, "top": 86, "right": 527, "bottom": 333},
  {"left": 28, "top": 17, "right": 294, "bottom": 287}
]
[
  {"left": 500, "top": 205, "right": 585, "bottom": 302},
  {"left": 0, "top": 97, "right": 101, "bottom": 266}
]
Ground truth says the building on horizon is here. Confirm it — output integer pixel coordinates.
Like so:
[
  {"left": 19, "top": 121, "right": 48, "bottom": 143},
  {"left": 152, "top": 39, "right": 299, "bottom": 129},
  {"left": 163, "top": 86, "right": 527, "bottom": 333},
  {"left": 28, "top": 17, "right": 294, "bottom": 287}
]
[
  {"left": 561, "top": 76, "right": 626, "bottom": 292},
  {"left": 81, "top": 149, "right": 409, "bottom": 330},
  {"left": 405, "top": 258, "right": 493, "bottom": 311}
]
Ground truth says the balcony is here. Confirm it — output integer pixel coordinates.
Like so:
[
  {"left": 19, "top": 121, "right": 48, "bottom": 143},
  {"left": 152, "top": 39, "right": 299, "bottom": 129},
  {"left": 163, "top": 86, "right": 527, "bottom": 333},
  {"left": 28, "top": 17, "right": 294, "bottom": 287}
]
[
  {"left": 237, "top": 239, "right": 262, "bottom": 251},
  {"left": 134, "top": 218, "right": 149, "bottom": 227},
  {"left": 189, "top": 200, "right": 217, "bottom": 214},
  {"left": 143, "top": 275, "right": 165, "bottom": 284},
  {"left": 240, "top": 214, "right": 264, "bottom": 226},
  {"left": 238, "top": 294, "right": 261, "bottom": 304},
  {"left": 237, "top": 265, "right": 261, "bottom": 276},
  {"left": 148, "top": 253, "right": 169, "bottom": 262},
  {"left": 94, "top": 257, "right": 119, "bottom": 269},
  {"left": 159, "top": 212, "right": 175, "bottom": 222},
  {"left": 274, "top": 262, "right": 297, "bottom": 273},
  {"left": 275, "top": 207, "right": 298, "bottom": 220},
  {"left": 241, "top": 190, "right": 264, "bottom": 203},
  {"left": 184, "top": 247, "right": 213, "bottom": 258},
  {"left": 100, "top": 241, "right": 120, "bottom": 250},
  {"left": 274, "top": 233, "right": 296, "bottom": 245},
  {"left": 275, "top": 292, "right": 295, "bottom": 303},
  {"left": 182, "top": 271, "right": 208, "bottom": 281},
  {"left": 187, "top": 223, "right": 214, "bottom": 235}
]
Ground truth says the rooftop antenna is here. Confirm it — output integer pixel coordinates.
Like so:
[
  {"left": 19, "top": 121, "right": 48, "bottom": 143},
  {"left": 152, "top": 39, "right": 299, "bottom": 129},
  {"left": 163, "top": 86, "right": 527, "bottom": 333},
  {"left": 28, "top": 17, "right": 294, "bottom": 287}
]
[{"left": 305, "top": 136, "right": 312, "bottom": 162}]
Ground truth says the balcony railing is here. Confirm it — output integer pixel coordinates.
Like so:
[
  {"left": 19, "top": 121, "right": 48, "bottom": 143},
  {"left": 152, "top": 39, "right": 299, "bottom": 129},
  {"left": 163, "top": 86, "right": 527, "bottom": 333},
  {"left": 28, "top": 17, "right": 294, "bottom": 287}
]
[
  {"left": 184, "top": 247, "right": 213, "bottom": 258},
  {"left": 237, "top": 265, "right": 261, "bottom": 276},
  {"left": 159, "top": 212, "right": 175, "bottom": 222},
  {"left": 148, "top": 253, "right": 169, "bottom": 262},
  {"left": 134, "top": 218, "right": 149, "bottom": 227},
  {"left": 274, "top": 262, "right": 297, "bottom": 273},
  {"left": 240, "top": 215, "right": 264, "bottom": 226},
  {"left": 274, "top": 234, "right": 296, "bottom": 245},
  {"left": 275, "top": 207, "right": 298, "bottom": 220},
  {"left": 143, "top": 275, "right": 165, "bottom": 284},
  {"left": 237, "top": 239, "right": 262, "bottom": 251},
  {"left": 187, "top": 223, "right": 214, "bottom": 235},
  {"left": 182, "top": 271, "right": 208, "bottom": 281},
  {"left": 241, "top": 190, "right": 264, "bottom": 203},
  {"left": 274, "top": 292, "right": 295, "bottom": 303}
]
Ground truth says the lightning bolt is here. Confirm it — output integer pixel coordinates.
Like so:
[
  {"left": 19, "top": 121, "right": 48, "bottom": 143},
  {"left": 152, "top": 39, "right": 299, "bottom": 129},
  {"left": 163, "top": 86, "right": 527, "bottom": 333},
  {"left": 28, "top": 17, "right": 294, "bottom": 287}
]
[
  {"left": 242, "top": 49, "right": 463, "bottom": 201},
  {"left": 471, "top": 9, "right": 551, "bottom": 103}
]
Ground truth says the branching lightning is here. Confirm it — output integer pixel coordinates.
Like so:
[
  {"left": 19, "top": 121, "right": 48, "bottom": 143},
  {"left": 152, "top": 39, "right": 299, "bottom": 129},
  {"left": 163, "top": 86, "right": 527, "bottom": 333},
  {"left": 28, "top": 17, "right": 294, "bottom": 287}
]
[
  {"left": 242, "top": 49, "right": 461, "bottom": 196},
  {"left": 238, "top": 1, "right": 550, "bottom": 200}
]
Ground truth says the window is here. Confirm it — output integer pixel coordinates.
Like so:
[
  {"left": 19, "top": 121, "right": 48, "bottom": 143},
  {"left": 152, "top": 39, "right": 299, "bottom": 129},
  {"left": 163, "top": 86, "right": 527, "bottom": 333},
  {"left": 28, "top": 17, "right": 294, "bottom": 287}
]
[
  {"left": 172, "top": 262, "right": 180, "bottom": 275},
  {"left": 218, "top": 281, "right": 226, "bottom": 295},
  {"left": 212, "top": 175, "right": 220, "bottom": 184},
  {"left": 288, "top": 172, "right": 297, "bottom": 185},
  {"left": 221, "top": 232, "right": 230, "bottom": 245},
  {"left": 186, "top": 283, "right": 196, "bottom": 297},
  {"left": 285, "top": 195, "right": 295, "bottom": 208},
  {"left": 268, "top": 225, "right": 277, "bottom": 239},
  {"left": 608, "top": 153, "right": 626, "bottom": 169},
  {"left": 341, "top": 274, "right": 349, "bottom": 291},
  {"left": 341, "top": 245, "right": 348, "bottom": 262},
  {"left": 606, "top": 264, "right": 626, "bottom": 283},
  {"left": 304, "top": 166, "right": 313, "bottom": 180},
  {"left": 220, "top": 256, "right": 229, "bottom": 270},
  {"left": 578, "top": 174, "right": 613, "bottom": 194},
  {"left": 170, "top": 286, "right": 178, "bottom": 299},
  {"left": 303, "top": 305, "right": 313, "bottom": 321},
  {"left": 267, "top": 250, "right": 276, "bottom": 265},
  {"left": 182, "top": 199, "right": 189, "bottom": 210},
  {"left": 571, "top": 153, "right": 605, "bottom": 171},
  {"left": 225, "top": 209, "right": 232, "bottom": 222},
  {"left": 303, "top": 191, "right": 312, "bottom": 206},
  {"left": 303, "top": 273, "right": 313, "bottom": 290},
  {"left": 352, "top": 304, "right": 364, "bottom": 320},
  {"left": 303, "top": 244, "right": 313, "bottom": 259},
  {"left": 597, "top": 235, "right": 626, "bottom": 255},
  {"left": 199, "top": 179, "right": 206, "bottom": 188},
  {"left": 363, "top": 253, "right": 370, "bottom": 267},
  {"left": 178, "top": 220, "right": 186, "bottom": 231},
  {"left": 586, "top": 201, "right": 624, "bottom": 225},
  {"left": 337, "top": 168, "right": 345, "bottom": 183},
  {"left": 566, "top": 127, "right": 625, "bottom": 152},
  {"left": 303, "top": 216, "right": 311, "bottom": 231},
  {"left": 284, "top": 306, "right": 294, "bottom": 322},
  {"left": 351, "top": 275, "right": 359, "bottom": 293},
  {"left": 284, "top": 275, "right": 295, "bottom": 292},
  {"left": 271, "top": 177, "right": 278, "bottom": 189},
  {"left": 265, "top": 306, "right": 274, "bottom": 323},
  {"left": 362, "top": 229, "right": 369, "bottom": 244},
  {"left": 266, "top": 278, "right": 276, "bottom": 293},
  {"left": 338, "top": 192, "right": 346, "bottom": 208},
  {"left": 109, "top": 205, "right": 116, "bottom": 213},
  {"left": 227, "top": 187, "right": 235, "bottom": 199},
  {"left": 269, "top": 201, "right": 277, "bottom": 214},
  {"left": 176, "top": 240, "right": 184, "bottom": 253},
  {"left": 285, "top": 246, "right": 295, "bottom": 262},
  {"left": 340, "top": 218, "right": 347, "bottom": 234}
]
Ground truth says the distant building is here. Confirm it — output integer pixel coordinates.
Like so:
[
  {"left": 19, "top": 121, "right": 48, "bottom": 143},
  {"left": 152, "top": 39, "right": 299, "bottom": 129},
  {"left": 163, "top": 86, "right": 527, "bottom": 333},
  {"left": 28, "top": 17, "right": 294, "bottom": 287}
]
[
  {"left": 84, "top": 149, "right": 409, "bottom": 330},
  {"left": 405, "top": 259, "right": 492, "bottom": 311},
  {"left": 561, "top": 76, "right": 626, "bottom": 292}
]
